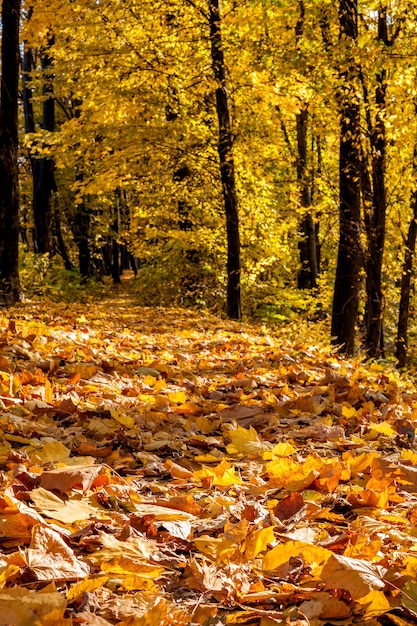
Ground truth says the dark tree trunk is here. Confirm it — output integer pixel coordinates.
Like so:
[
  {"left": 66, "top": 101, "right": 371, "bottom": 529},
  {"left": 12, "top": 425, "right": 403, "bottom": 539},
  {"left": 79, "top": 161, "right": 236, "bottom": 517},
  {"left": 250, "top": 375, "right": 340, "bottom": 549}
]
[
  {"left": 0, "top": 0, "right": 22, "bottom": 305},
  {"left": 22, "top": 45, "right": 35, "bottom": 134},
  {"left": 364, "top": 11, "right": 389, "bottom": 357},
  {"left": 72, "top": 183, "right": 91, "bottom": 279},
  {"left": 75, "top": 203, "right": 91, "bottom": 278},
  {"left": 111, "top": 202, "right": 121, "bottom": 284},
  {"left": 22, "top": 36, "right": 55, "bottom": 256},
  {"left": 53, "top": 202, "right": 73, "bottom": 271},
  {"left": 331, "top": 0, "right": 362, "bottom": 355},
  {"left": 34, "top": 41, "right": 55, "bottom": 255},
  {"left": 396, "top": 211, "right": 417, "bottom": 368},
  {"left": 111, "top": 237, "right": 121, "bottom": 284},
  {"left": 296, "top": 106, "right": 319, "bottom": 289},
  {"left": 295, "top": 2, "right": 319, "bottom": 291},
  {"left": 208, "top": 0, "right": 241, "bottom": 320},
  {"left": 396, "top": 142, "right": 417, "bottom": 368}
]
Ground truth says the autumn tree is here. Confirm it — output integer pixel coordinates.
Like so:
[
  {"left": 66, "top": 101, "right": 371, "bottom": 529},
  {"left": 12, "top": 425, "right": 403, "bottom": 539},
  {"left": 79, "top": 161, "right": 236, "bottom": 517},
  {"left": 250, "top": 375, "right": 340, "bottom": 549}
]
[
  {"left": 331, "top": 0, "right": 363, "bottom": 355},
  {"left": 295, "top": 1, "right": 319, "bottom": 291},
  {"left": 361, "top": 7, "right": 399, "bottom": 357},
  {"left": 22, "top": 32, "right": 56, "bottom": 256},
  {"left": 0, "top": 0, "right": 22, "bottom": 305},
  {"left": 208, "top": 0, "right": 241, "bottom": 319}
]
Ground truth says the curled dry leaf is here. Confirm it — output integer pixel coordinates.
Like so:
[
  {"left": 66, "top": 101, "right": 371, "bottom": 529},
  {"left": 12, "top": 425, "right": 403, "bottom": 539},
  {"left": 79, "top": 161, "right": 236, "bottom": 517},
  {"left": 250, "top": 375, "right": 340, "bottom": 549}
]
[{"left": 25, "top": 524, "right": 90, "bottom": 580}]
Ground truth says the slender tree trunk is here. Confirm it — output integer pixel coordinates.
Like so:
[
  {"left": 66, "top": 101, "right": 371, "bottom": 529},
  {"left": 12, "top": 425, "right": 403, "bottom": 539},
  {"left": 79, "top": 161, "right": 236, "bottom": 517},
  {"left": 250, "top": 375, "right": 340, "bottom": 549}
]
[
  {"left": 364, "top": 11, "right": 389, "bottom": 357},
  {"left": 53, "top": 201, "right": 73, "bottom": 271},
  {"left": 75, "top": 203, "right": 91, "bottom": 278},
  {"left": 396, "top": 212, "right": 417, "bottom": 368},
  {"left": 22, "top": 35, "right": 55, "bottom": 256},
  {"left": 32, "top": 43, "right": 55, "bottom": 255},
  {"left": 0, "top": 0, "right": 22, "bottom": 305},
  {"left": 22, "top": 44, "right": 35, "bottom": 135},
  {"left": 111, "top": 199, "right": 121, "bottom": 284},
  {"left": 295, "top": 1, "right": 319, "bottom": 290},
  {"left": 331, "top": 0, "right": 362, "bottom": 355},
  {"left": 71, "top": 171, "right": 91, "bottom": 278},
  {"left": 296, "top": 106, "right": 319, "bottom": 289},
  {"left": 396, "top": 142, "right": 417, "bottom": 367},
  {"left": 208, "top": 0, "right": 241, "bottom": 320}
]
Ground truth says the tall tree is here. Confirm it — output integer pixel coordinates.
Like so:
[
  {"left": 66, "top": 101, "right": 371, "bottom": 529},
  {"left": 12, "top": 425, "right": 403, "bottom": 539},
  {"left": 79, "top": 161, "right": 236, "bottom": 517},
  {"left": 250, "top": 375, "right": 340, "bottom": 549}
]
[
  {"left": 295, "top": 0, "right": 319, "bottom": 291},
  {"left": 0, "top": 0, "right": 22, "bottom": 305},
  {"left": 362, "top": 8, "right": 394, "bottom": 357},
  {"left": 22, "top": 34, "right": 55, "bottom": 255},
  {"left": 208, "top": 0, "right": 241, "bottom": 320},
  {"left": 396, "top": 119, "right": 417, "bottom": 368},
  {"left": 331, "top": 0, "right": 363, "bottom": 355}
]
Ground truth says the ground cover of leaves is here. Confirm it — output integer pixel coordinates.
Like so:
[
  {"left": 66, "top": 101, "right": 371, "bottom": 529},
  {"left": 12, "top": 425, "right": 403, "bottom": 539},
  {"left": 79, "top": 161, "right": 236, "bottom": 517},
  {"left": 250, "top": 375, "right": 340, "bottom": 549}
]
[{"left": 1, "top": 299, "right": 417, "bottom": 625}]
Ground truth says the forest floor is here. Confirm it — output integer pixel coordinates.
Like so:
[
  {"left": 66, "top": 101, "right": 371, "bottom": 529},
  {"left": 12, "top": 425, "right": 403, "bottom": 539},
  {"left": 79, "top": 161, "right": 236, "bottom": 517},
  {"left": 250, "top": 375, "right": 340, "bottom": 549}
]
[{"left": 0, "top": 293, "right": 417, "bottom": 625}]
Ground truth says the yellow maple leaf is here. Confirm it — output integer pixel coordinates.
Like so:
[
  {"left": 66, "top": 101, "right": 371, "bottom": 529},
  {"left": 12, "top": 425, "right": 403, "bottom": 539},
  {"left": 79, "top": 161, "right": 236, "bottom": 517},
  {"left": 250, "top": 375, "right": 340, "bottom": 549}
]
[
  {"left": 263, "top": 540, "right": 331, "bottom": 574},
  {"left": 110, "top": 408, "right": 135, "bottom": 429},
  {"left": 243, "top": 526, "right": 276, "bottom": 560},
  {"left": 356, "top": 589, "right": 391, "bottom": 617},
  {"left": 263, "top": 441, "right": 296, "bottom": 460},
  {"left": 168, "top": 390, "right": 188, "bottom": 404},
  {"left": 68, "top": 575, "right": 108, "bottom": 601},
  {"left": 226, "top": 425, "right": 266, "bottom": 455},
  {"left": 193, "top": 460, "right": 243, "bottom": 487},
  {"left": 194, "top": 415, "right": 214, "bottom": 433},
  {"left": 366, "top": 421, "right": 396, "bottom": 440}
]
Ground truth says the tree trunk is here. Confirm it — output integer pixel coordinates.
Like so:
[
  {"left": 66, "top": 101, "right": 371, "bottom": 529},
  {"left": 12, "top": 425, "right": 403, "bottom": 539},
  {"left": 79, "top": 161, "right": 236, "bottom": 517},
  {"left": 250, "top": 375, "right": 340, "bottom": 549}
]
[
  {"left": 296, "top": 106, "right": 319, "bottom": 289},
  {"left": 364, "top": 10, "right": 389, "bottom": 357},
  {"left": 295, "top": 2, "right": 319, "bottom": 291},
  {"left": 111, "top": 200, "right": 121, "bottom": 284},
  {"left": 0, "top": 0, "right": 22, "bottom": 305},
  {"left": 53, "top": 201, "right": 73, "bottom": 271},
  {"left": 22, "top": 36, "right": 55, "bottom": 256},
  {"left": 34, "top": 40, "right": 55, "bottom": 255},
  {"left": 396, "top": 213, "right": 417, "bottom": 368},
  {"left": 396, "top": 142, "right": 417, "bottom": 368},
  {"left": 75, "top": 203, "right": 91, "bottom": 278},
  {"left": 331, "top": 0, "right": 362, "bottom": 355},
  {"left": 208, "top": 0, "right": 241, "bottom": 320}
]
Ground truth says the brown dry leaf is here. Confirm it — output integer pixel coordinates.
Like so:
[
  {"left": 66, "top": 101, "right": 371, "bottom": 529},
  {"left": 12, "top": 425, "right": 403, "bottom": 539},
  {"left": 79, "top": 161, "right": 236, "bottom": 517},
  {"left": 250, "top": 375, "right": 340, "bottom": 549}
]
[
  {"left": 30, "top": 487, "right": 104, "bottom": 523},
  {"left": 88, "top": 531, "right": 159, "bottom": 563},
  {"left": 320, "top": 553, "right": 387, "bottom": 599},
  {"left": 218, "top": 404, "right": 264, "bottom": 423},
  {"left": 39, "top": 464, "right": 107, "bottom": 492},
  {"left": 273, "top": 493, "right": 305, "bottom": 522},
  {"left": 0, "top": 510, "right": 38, "bottom": 546},
  {"left": 26, "top": 524, "right": 90, "bottom": 580},
  {"left": 0, "top": 583, "right": 68, "bottom": 626},
  {"left": 101, "top": 590, "right": 189, "bottom": 625}
]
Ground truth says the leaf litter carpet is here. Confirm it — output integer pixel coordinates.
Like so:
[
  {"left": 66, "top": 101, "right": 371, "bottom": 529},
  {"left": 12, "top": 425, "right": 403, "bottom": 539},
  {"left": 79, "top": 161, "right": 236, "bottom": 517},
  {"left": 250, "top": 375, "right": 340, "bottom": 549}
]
[{"left": 0, "top": 299, "right": 417, "bottom": 625}]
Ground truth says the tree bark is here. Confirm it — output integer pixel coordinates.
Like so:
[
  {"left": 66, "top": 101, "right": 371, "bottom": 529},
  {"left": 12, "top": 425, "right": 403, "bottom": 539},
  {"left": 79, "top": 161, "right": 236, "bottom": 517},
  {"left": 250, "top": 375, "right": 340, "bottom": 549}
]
[
  {"left": 296, "top": 106, "right": 319, "bottom": 289},
  {"left": 22, "top": 36, "right": 55, "bottom": 256},
  {"left": 295, "top": 2, "right": 319, "bottom": 291},
  {"left": 53, "top": 205, "right": 74, "bottom": 271},
  {"left": 396, "top": 212, "right": 417, "bottom": 368},
  {"left": 364, "top": 10, "right": 389, "bottom": 357},
  {"left": 208, "top": 0, "right": 241, "bottom": 320},
  {"left": 331, "top": 0, "right": 362, "bottom": 355},
  {"left": 396, "top": 141, "right": 417, "bottom": 368},
  {"left": 0, "top": 0, "right": 22, "bottom": 305}
]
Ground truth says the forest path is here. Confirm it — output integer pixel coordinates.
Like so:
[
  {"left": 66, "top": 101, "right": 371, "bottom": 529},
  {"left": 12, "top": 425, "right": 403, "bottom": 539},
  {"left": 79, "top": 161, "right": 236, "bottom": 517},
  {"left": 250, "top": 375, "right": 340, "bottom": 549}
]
[{"left": 0, "top": 298, "right": 415, "bottom": 624}]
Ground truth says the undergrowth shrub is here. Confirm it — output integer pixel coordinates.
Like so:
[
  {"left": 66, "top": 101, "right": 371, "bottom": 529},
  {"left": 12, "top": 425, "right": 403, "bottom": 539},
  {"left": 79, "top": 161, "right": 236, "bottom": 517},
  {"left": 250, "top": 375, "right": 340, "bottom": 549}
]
[{"left": 19, "top": 252, "right": 105, "bottom": 303}]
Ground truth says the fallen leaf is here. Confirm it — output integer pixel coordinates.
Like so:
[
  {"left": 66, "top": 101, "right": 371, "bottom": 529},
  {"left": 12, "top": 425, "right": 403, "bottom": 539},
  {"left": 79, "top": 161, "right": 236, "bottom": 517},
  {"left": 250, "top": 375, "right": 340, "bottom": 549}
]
[{"left": 26, "top": 524, "right": 90, "bottom": 580}]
